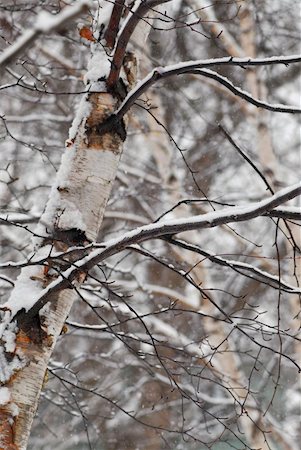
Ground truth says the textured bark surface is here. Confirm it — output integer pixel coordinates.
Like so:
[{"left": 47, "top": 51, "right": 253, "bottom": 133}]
[
  {"left": 53, "top": 93, "right": 124, "bottom": 242},
  {"left": 0, "top": 91, "right": 127, "bottom": 448},
  {"left": 7, "top": 291, "right": 75, "bottom": 449}
]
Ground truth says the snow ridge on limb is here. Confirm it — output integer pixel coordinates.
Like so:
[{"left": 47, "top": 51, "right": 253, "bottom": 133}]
[
  {"left": 1, "top": 182, "right": 300, "bottom": 324},
  {"left": 164, "top": 237, "right": 301, "bottom": 294},
  {"left": 59, "top": 180, "right": 301, "bottom": 268},
  {"left": 0, "top": 0, "right": 92, "bottom": 71},
  {"left": 113, "top": 54, "right": 301, "bottom": 119},
  {"left": 192, "top": 69, "right": 301, "bottom": 113}
]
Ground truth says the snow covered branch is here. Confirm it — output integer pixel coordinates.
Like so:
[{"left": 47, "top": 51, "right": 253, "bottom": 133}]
[
  {"left": 192, "top": 69, "right": 301, "bottom": 113},
  {"left": 111, "top": 54, "right": 301, "bottom": 119},
  {"left": 2, "top": 182, "right": 300, "bottom": 324},
  {"left": 0, "top": 0, "right": 91, "bottom": 71},
  {"left": 1, "top": 2, "right": 300, "bottom": 447},
  {"left": 165, "top": 237, "right": 301, "bottom": 294}
]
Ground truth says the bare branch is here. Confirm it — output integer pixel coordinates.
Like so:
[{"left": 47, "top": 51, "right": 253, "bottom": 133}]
[
  {"left": 107, "top": 0, "right": 171, "bottom": 88},
  {"left": 187, "top": 0, "right": 244, "bottom": 57},
  {"left": 104, "top": 0, "right": 125, "bottom": 49}
]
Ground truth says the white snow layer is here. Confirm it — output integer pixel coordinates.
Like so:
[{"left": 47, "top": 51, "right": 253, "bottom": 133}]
[
  {"left": 0, "top": 346, "right": 25, "bottom": 383},
  {"left": 84, "top": 47, "right": 111, "bottom": 87},
  {"left": 0, "top": 387, "right": 10, "bottom": 405}
]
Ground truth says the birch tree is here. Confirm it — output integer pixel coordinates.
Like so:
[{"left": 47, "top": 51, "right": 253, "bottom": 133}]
[{"left": 0, "top": 1, "right": 300, "bottom": 449}]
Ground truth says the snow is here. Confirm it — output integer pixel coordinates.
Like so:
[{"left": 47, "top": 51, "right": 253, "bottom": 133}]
[
  {"left": 98, "top": 0, "right": 114, "bottom": 31},
  {"left": 35, "top": 11, "right": 60, "bottom": 32},
  {"left": 154, "top": 54, "right": 301, "bottom": 74},
  {"left": 182, "top": 242, "right": 300, "bottom": 293},
  {"left": 68, "top": 95, "right": 92, "bottom": 141},
  {"left": 1, "top": 321, "right": 18, "bottom": 353},
  {"left": 84, "top": 47, "right": 111, "bottom": 86},
  {"left": 33, "top": 94, "right": 92, "bottom": 242},
  {"left": 83, "top": 181, "right": 300, "bottom": 247},
  {"left": 10, "top": 402, "right": 19, "bottom": 417},
  {"left": 116, "top": 55, "right": 301, "bottom": 118},
  {"left": 0, "top": 387, "right": 10, "bottom": 405},
  {"left": 117, "top": 0, "right": 142, "bottom": 39},
  {"left": 1, "top": 182, "right": 300, "bottom": 339},
  {"left": 274, "top": 206, "right": 300, "bottom": 214},
  {"left": 116, "top": 70, "right": 155, "bottom": 116},
  {"left": 0, "top": 212, "right": 40, "bottom": 224},
  {"left": 196, "top": 68, "right": 301, "bottom": 113},
  {"left": 40, "top": 303, "right": 56, "bottom": 336},
  {"left": 41, "top": 190, "right": 87, "bottom": 233},
  {"left": 0, "top": 346, "right": 25, "bottom": 383},
  {"left": 0, "top": 259, "right": 77, "bottom": 334},
  {"left": 2, "top": 266, "right": 45, "bottom": 320}
]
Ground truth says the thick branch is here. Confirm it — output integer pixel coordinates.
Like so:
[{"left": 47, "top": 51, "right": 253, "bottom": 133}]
[
  {"left": 266, "top": 206, "right": 301, "bottom": 220},
  {"left": 1, "top": 204, "right": 298, "bottom": 271}
]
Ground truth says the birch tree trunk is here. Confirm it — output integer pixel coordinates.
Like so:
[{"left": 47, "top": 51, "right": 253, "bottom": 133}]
[{"left": 0, "top": 5, "right": 131, "bottom": 448}]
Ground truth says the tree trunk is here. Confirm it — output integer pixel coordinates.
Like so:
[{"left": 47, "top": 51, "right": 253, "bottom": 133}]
[{"left": 0, "top": 31, "right": 129, "bottom": 450}]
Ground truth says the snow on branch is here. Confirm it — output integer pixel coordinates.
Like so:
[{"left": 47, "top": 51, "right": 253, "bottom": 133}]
[
  {"left": 0, "top": 0, "right": 91, "bottom": 71},
  {"left": 165, "top": 237, "right": 301, "bottom": 294},
  {"left": 1, "top": 182, "right": 300, "bottom": 325},
  {"left": 192, "top": 69, "right": 301, "bottom": 113},
  {"left": 112, "top": 54, "right": 301, "bottom": 119}
]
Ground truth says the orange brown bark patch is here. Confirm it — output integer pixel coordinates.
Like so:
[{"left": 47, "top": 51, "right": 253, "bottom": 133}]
[
  {"left": 85, "top": 93, "right": 125, "bottom": 149},
  {"left": 0, "top": 411, "right": 17, "bottom": 450}
]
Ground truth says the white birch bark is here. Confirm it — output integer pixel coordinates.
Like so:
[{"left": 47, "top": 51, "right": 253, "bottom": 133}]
[{"left": 0, "top": 4, "right": 130, "bottom": 448}]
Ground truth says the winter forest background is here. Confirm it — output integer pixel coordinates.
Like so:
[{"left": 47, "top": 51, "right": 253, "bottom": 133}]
[{"left": 0, "top": 0, "right": 300, "bottom": 449}]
